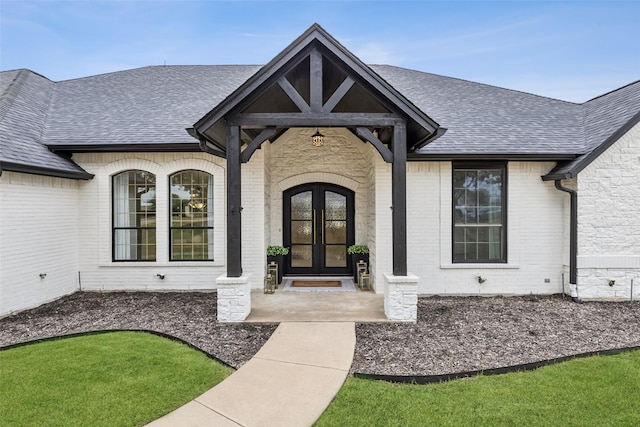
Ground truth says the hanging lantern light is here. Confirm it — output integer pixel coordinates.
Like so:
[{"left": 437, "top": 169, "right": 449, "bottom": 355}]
[{"left": 311, "top": 128, "right": 324, "bottom": 147}]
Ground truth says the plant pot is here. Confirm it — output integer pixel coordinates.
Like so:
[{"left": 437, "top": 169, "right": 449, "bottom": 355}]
[
  {"left": 267, "top": 254, "right": 284, "bottom": 285},
  {"left": 351, "top": 253, "right": 369, "bottom": 282}
]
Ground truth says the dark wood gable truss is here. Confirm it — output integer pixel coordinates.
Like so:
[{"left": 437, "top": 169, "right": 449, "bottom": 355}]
[
  {"left": 191, "top": 24, "right": 441, "bottom": 278},
  {"left": 236, "top": 48, "right": 397, "bottom": 165}
]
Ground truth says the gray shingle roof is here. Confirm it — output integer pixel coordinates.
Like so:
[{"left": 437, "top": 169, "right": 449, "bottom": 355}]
[
  {"left": 372, "top": 65, "right": 586, "bottom": 155},
  {"left": 543, "top": 80, "right": 640, "bottom": 180},
  {"left": 0, "top": 69, "right": 92, "bottom": 179},
  {"left": 1, "top": 63, "right": 638, "bottom": 180},
  {"left": 45, "top": 65, "right": 261, "bottom": 147}
]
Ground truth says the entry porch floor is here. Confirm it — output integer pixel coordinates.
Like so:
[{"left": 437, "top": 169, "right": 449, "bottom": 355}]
[{"left": 246, "top": 277, "right": 387, "bottom": 323}]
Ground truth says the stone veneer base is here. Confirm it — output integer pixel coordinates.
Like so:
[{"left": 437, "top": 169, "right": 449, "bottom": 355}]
[
  {"left": 384, "top": 273, "right": 419, "bottom": 322},
  {"left": 216, "top": 274, "right": 252, "bottom": 322}
]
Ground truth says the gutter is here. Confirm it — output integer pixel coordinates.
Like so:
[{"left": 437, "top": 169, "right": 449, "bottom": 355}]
[
  {"left": 0, "top": 160, "right": 94, "bottom": 180},
  {"left": 186, "top": 127, "right": 227, "bottom": 159},
  {"left": 554, "top": 179, "right": 580, "bottom": 302},
  {"left": 410, "top": 127, "right": 447, "bottom": 151}
]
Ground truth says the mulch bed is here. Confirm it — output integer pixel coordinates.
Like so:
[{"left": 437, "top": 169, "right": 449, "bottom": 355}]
[{"left": 1, "top": 292, "right": 639, "bottom": 376}]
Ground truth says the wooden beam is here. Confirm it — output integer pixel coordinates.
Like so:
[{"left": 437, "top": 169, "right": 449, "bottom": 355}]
[
  {"left": 241, "top": 127, "right": 277, "bottom": 163},
  {"left": 310, "top": 49, "right": 323, "bottom": 113},
  {"left": 229, "top": 112, "right": 403, "bottom": 127},
  {"left": 355, "top": 127, "right": 393, "bottom": 163},
  {"left": 392, "top": 122, "right": 408, "bottom": 276},
  {"left": 227, "top": 125, "right": 242, "bottom": 277},
  {"left": 323, "top": 76, "right": 354, "bottom": 113},
  {"left": 277, "top": 77, "right": 311, "bottom": 113}
]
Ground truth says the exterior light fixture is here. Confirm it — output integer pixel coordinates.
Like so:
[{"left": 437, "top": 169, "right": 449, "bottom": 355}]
[{"left": 311, "top": 128, "right": 324, "bottom": 147}]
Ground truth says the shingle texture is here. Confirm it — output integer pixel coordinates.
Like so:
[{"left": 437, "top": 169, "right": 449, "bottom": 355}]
[
  {"left": 371, "top": 65, "right": 586, "bottom": 155},
  {"left": 0, "top": 69, "right": 90, "bottom": 178},
  {"left": 45, "top": 65, "right": 261, "bottom": 146},
  {"left": 1, "top": 63, "right": 638, "bottom": 180},
  {"left": 544, "top": 80, "right": 640, "bottom": 179}
]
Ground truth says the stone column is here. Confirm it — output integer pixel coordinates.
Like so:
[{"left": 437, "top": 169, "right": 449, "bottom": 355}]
[
  {"left": 216, "top": 274, "right": 251, "bottom": 322},
  {"left": 384, "top": 273, "right": 418, "bottom": 322}
]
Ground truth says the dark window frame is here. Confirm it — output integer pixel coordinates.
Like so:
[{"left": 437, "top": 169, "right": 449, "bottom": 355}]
[
  {"left": 112, "top": 170, "right": 157, "bottom": 262},
  {"left": 452, "top": 162, "right": 508, "bottom": 263},
  {"left": 169, "top": 169, "right": 214, "bottom": 262}
]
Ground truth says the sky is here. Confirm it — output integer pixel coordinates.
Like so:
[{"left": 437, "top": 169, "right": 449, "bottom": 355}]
[{"left": 1, "top": 0, "right": 639, "bottom": 103}]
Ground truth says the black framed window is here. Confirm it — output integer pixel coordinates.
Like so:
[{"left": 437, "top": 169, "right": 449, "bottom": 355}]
[
  {"left": 112, "top": 170, "right": 156, "bottom": 261},
  {"left": 453, "top": 163, "right": 506, "bottom": 263},
  {"left": 170, "top": 170, "right": 214, "bottom": 261}
]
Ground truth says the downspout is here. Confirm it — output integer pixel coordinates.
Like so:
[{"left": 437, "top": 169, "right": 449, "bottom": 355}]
[{"left": 554, "top": 180, "right": 580, "bottom": 303}]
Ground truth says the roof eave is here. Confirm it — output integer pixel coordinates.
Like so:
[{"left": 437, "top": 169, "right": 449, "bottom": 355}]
[
  {"left": 0, "top": 160, "right": 94, "bottom": 180},
  {"left": 408, "top": 152, "right": 578, "bottom": 162},
  {"left": 542, "top": 109, "right": 640, "bottom": 181},
  {"left": 49, "top": 142, "right": 202, "bottom": 153}
]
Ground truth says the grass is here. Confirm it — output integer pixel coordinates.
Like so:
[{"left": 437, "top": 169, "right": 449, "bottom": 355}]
[
  {"left": 316, "top": 349, "right": 640, "bottom": 427},
  {"left": 0, "top": 331, "right": 232, "bottom": 427}
]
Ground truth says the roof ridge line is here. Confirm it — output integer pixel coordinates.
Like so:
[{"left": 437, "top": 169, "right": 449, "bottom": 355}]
[
  {"left": 583, "top": 79, "right": 640, "bottom": 104},
  {"left": 372, "top": 64, "right": 581, "bottom": 105}
]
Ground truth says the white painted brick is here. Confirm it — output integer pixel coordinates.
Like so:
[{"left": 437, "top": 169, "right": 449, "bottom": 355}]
[
  {"left": 576, "top": 122, "right": 640, "bottom": 299},
  {"left": 0, "top": 172, "right": 80, "bottom": 316}
]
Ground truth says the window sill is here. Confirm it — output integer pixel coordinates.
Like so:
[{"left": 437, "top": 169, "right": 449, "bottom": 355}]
[
  {"left": 101, "top": 261, "right": 225, "bottom": 268},
  {"left": 440, "top": 263, "right": 519, "bottom": 270}
]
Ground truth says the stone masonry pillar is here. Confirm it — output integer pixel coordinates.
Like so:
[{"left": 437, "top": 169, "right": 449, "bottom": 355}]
[
  {"left": 216, "top": 274, "right": 251, "bottom": 322},
  {"left": 384, "top": 273, "right": 418, "bottom": 322}
]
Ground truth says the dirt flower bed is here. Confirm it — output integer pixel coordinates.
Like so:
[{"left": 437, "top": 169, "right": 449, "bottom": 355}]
[
  {"left": 353, "top": 295, "right": 640, "bottom": 376},
  {"left": 0, "top": 292, "right": 275, "bottom": 369},
  {"left": 1, "top": 292, "right": 639, "bottom": 376}
]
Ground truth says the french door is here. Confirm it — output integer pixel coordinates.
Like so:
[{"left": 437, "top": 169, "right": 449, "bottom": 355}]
[{"left": 283, "top": 183, "right": 354, "bottom": 275}]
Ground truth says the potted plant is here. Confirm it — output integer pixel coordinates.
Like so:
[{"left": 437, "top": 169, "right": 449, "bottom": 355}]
[
  {"left": 348, "top": 244, "right": 369, "bottom": 282},
  {"left": 266, "top": 245, "right": 289, "bottom": 285}
]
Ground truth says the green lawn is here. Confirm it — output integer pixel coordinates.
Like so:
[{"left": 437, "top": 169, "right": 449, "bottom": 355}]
[
  {"left": 316, "top": 349, "right": 640, "bottom": 427},
  {"left": 0, "top": 331, "right": 232, "bottom": 427},
  {"left": 3, "top": 333, "right": 638, "bottom": 427}
]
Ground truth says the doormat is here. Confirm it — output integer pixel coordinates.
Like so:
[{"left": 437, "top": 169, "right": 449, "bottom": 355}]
[
  {"left": 291, "top": 280, "right": 341, "bottom": 287},
  {"left": 283, "top": 277, "right": 356, "bottom": 292}
]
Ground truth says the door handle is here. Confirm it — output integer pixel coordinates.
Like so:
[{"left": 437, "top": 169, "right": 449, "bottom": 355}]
[
  {"left": 321, "top": 209, "right": 325, "bottom": 245},
  {"left": 313, "top": 209, "right": 316, "bottom": 245}
]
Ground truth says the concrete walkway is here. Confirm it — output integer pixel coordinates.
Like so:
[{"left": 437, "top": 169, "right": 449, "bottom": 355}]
[{"left": 147, "top": 322, "right": 355, "bottom": 427}]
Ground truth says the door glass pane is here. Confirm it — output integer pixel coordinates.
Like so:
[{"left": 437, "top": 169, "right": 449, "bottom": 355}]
[
  {"left": 291, "top": 245, "right": 312, "bottom": 267},
  {"left": 325, "top": 245, "right": 347, "bottom": 267},
  {"left": 291, "top": 221, "right": 313, "bottom": 244},
  {"left": 325, "top": 220, "right": 346, "bottom": 244},
  {"left": 324, "top": 192, "right": 346, "bottom": 220},
  {"left": 291, "top": 191, "right": 312, "bottom": 220}
]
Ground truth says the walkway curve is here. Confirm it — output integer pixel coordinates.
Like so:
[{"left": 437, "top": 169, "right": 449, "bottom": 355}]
[{"left": 147, "top": 322, "right": 355, "bottom": 427}]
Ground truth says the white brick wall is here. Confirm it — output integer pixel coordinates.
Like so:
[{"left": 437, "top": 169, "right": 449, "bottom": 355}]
[
  {"left": 0, "top": 172, "right": 80, "bottom": 316},
  {"left": 408, "top": 162, "right": 567, "bottom": 295},
  {"left": 373, "top": 157, "right": 393, "bottom": 292},
  {"left": 576, "top": 122, "right": 640, "bottom": 299},
  {"left": 241, "top": 149, "right": 266, "bottom": 283},
  {"left": 4, "top": 137, "right": 607, "bottom": 317},
  {"left": 72, "top": 152, "right": 228, "bottom": 291}
]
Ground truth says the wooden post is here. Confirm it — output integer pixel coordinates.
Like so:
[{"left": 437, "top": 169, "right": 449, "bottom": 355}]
[
  {"left": 310, "top": 49, "right": 323, "bottom": 113},
  {"left": 227, "top": 125, "right": 242, "bottom": 277},
  {"left": 392, "top": 122, "right": 407, "bottom": 276}
]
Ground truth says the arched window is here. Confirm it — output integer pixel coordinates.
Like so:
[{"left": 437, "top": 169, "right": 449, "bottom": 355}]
[
  {"left": 170, "top": 170, "right": 214, "bottom": 261},
  {"left": 112, "top": 170, "right": 156, "bottom": 261}
]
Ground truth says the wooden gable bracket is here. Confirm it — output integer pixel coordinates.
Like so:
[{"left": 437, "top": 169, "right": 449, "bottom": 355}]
[
  {"left": 355, "top": 127, "right": 394, "bottom": 163},
  {"left": 240, "top": 127, "right": 277, "bottom": 163}
]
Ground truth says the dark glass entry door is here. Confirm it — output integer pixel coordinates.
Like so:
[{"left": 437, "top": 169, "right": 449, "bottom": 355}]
[{"left": 283, "top": 183, "right": 354, "bottom": 276}]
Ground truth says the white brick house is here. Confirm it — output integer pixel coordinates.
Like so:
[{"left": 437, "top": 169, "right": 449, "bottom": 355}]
[{"left": 1, "top": 24, "right": 638, "bottom": 320}]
